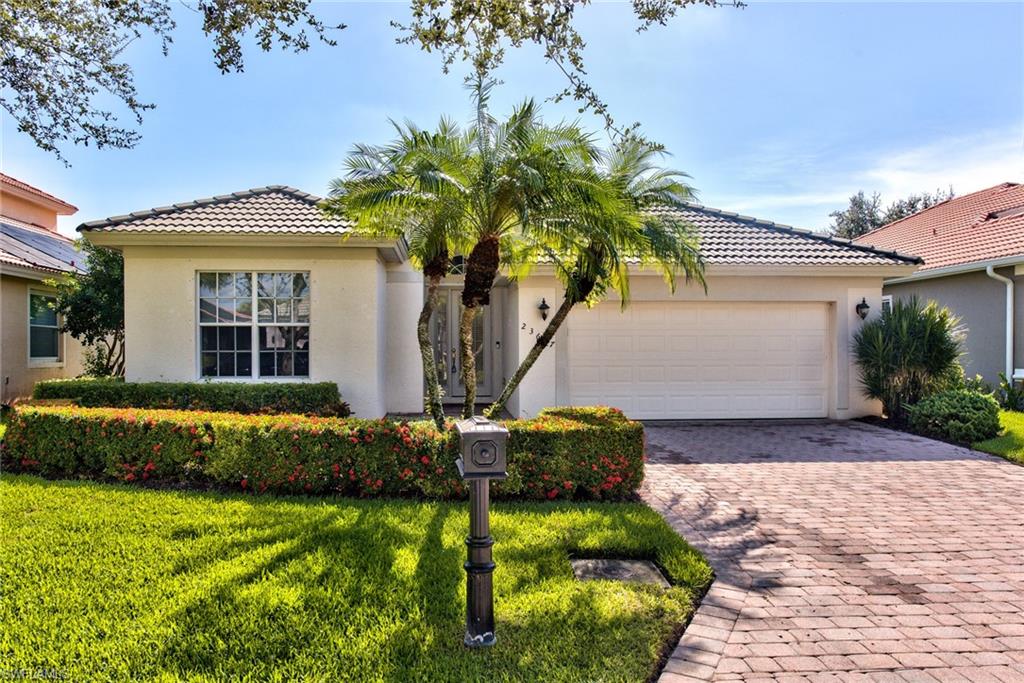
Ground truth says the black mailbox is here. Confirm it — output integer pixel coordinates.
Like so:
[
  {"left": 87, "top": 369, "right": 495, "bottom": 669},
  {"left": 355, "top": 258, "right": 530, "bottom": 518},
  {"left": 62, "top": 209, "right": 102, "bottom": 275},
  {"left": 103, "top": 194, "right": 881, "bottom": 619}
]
[{"left": 455, "top": 416, "right": 508, "bottom": 480}]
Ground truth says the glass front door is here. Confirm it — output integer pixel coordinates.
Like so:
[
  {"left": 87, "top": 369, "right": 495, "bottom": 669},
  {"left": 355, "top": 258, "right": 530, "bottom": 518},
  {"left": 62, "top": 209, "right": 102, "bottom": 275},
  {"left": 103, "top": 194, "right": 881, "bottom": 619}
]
[{"left": 431, "top": 289, "right": 492, "bottom": 401}]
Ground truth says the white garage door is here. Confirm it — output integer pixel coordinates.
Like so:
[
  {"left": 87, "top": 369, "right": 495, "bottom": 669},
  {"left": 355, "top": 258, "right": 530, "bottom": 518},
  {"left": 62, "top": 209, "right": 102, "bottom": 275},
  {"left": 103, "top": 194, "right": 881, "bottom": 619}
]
[{"left": 568, "top": 302, "right": 830, "bottom": 419}]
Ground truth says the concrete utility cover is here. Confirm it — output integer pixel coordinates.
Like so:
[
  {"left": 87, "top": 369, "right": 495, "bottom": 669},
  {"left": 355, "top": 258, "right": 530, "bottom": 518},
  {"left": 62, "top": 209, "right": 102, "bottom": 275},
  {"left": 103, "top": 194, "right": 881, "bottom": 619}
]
[{"left": 570, "top": 559, "right": 671, "bottom": 588}]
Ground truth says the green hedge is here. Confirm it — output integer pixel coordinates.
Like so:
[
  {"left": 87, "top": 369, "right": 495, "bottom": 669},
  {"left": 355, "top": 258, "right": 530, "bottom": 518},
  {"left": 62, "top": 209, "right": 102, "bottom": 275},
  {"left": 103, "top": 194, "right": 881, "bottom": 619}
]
[
  {"left": 1, "top": 405, "right": 643, "bottom": 501},
  {"left": 32, "top": 378, "right": 350, "bottom": 417},
  {"left": 908, "top": 389, "right": 1001, "bottom": 444}
]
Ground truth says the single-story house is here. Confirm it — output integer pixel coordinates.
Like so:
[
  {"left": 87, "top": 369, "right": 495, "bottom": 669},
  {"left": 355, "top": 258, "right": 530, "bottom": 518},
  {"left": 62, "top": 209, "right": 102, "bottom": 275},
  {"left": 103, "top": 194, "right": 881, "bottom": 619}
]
[
  {"left": 853, "top": 182, "right": 1024, "bottom": 385},
  {"left": 1, "top": 174, "right": 86, "bottom": 402},
  {"left": 80, "top": 185, "right": 920, "bottom": 419}
]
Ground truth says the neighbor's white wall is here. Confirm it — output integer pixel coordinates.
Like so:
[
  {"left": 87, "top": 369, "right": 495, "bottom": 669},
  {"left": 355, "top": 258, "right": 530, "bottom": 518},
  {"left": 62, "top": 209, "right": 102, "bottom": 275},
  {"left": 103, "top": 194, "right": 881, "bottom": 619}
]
[
  {"left": 511, "top": 271, "right": 889, "bottom": 420},
  {"left": 385, "top": 261, "right": 424, "bottom": 413},
  {"left": 121, "top": 245, "right": 388, "bottom": 417}
]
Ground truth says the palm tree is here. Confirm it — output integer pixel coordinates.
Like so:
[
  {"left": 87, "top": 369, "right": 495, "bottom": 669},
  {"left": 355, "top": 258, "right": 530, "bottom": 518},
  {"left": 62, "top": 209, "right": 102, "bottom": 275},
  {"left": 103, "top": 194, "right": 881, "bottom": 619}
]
[
  {"left": 321, "top": 118, "right": 469, "bottom": 429},
  {"left": 325, "top": 81, "right": 655, "bottom": 421},
  {"left": 453, "top": 79, "right": 607, "bottom": 417},
  {"left": 485, "top": 140, "right": 706, "bottom": 417}
]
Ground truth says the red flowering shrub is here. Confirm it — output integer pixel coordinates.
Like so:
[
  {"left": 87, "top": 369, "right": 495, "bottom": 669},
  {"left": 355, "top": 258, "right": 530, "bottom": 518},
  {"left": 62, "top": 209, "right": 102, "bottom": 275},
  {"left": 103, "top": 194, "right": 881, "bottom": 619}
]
[
  {"left": 497, "top": 406, "right": 644, "bottom": 500},
  {"left": 0, "top": 407, "right": 214, "bottom": 482},
  {"left": 1, "top": 405, "right": 642, "bottom": 500}
]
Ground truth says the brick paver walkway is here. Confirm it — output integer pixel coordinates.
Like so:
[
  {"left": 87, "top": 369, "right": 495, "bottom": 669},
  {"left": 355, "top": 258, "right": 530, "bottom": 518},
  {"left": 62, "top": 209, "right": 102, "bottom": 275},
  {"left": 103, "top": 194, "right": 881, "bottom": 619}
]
[{"left": 641, "top": 420, "right": 1024, "bottom": 682}]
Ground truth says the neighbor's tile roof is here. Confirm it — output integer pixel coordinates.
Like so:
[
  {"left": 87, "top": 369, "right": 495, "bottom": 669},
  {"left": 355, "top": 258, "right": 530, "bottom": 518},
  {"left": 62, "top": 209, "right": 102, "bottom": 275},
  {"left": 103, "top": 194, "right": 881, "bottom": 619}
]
[
  {"left": 0, "top": 218, "right": 85, "bottom": 275},
  {"left": 78, "top": 186, "right": 352, "bottom": 235},
  {"left": 650, "top": 203, "right": 920, "bottom": 266},
  {"left": 0, "top": 172, "right": 78, "bottom": 213},
  {"left": 852, "top": 182, "right": 1024, "bottom": 271}
]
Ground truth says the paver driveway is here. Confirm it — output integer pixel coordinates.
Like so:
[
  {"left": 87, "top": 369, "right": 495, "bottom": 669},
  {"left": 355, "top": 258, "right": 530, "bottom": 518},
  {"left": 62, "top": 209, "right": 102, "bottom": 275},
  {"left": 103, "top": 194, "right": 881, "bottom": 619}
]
[{"left": 641, "top": 420, "right": 1024, "bottom": 682}]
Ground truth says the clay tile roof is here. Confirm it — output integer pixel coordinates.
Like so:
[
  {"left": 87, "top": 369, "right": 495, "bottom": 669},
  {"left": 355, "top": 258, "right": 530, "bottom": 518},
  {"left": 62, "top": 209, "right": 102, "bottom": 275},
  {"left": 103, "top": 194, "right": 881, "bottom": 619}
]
[
  {"left": 648, "top": 203, "right": 920, "bottom": 266},
  {"left": 852, "top": 182, "right": 1024, "bottom": 271},
  {"left": 75, "top": 184, "right": 917, "bottom": 267},
  {"left": 0, "top": 173, "right": 78, "bottom": 213},
  {"left": 78, "top": 185, "right": 352, "bottom": 235}
]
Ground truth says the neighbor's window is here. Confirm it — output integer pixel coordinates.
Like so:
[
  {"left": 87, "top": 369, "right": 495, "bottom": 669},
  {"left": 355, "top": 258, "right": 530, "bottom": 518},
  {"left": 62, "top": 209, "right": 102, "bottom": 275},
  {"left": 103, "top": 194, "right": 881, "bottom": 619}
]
[
  {"left": 29, "top": 292, "right": 60, "bottom": 362},
  {"left": 198, "top": 271, "right": 310, "bottom": 378}
]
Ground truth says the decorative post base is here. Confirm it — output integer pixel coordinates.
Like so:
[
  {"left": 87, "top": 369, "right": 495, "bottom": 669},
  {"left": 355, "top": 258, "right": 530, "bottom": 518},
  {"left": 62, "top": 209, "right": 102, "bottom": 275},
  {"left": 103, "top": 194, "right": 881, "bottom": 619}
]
[{"left": 464, "top": 478, "right": 496, "bottom": 648}]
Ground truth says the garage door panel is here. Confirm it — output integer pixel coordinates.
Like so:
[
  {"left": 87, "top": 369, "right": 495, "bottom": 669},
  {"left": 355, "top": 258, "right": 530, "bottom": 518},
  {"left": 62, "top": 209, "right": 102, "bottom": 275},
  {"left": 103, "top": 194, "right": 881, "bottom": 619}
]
[
  {"left": 669, "top": 336, "right": 699, "bottom": 352},
  {"left": 568, "top": 302, "right": 829, "bottom": 419},
  {"left": 605, "top": 366, "right": 633, "bottom": 384},
  {"left": 604, "top": 335, "right": 633, "bottom": 353},
  {"left": 637, "top": 335, "right": 665, "bottom": 352},
  {"left": 637, "top": 366, "right": 666, "bottom": 383}
]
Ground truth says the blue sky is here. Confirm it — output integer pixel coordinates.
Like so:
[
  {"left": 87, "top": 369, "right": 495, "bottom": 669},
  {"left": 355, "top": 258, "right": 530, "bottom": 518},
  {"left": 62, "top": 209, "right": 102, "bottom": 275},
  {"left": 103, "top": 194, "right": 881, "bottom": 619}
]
[{"left": 2, "top": 1, "right": 1022, "bottom": 236}]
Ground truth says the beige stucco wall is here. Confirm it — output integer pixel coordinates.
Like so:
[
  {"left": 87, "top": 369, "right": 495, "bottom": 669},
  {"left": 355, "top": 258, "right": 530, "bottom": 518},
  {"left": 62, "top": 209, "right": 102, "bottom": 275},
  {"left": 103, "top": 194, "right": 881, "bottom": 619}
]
[
  {"left": 121, "top": 245, "right": 394, "bottom": 417},
  {"left": 504, "top": 270, "right": 888, "bottom": 419},
  {"left": 884, "top": 268, "right": 1015, "bottom": 386},
  {"left": 1, "top": 274, "right": 85, "bottom": 401},
  {"left": 385, "top": 261, "right": 424, "bottom": 413}
]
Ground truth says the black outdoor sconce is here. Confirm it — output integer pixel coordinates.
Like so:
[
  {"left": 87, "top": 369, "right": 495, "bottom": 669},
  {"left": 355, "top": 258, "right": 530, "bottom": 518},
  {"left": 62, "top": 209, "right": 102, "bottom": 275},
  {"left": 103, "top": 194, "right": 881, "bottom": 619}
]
[
  {"left": 538, "top": 298, "right": 550, "bottom": 320},
  {"left": 455, "top": 416, "right": 509, "bottom": 648},
  {"left": 856, "top": 298, "right": 870, "bottom": 320}
]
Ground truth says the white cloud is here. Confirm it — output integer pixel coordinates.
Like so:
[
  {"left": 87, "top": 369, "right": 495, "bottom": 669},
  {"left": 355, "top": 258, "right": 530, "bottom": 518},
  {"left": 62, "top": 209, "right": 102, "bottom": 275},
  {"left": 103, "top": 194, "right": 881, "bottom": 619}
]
[
  {"left": 708, "top": 126, "right": 1024, "bottom": 230},
  {"left": 862, "top": 128, "right": 1023, "bottom": 204}
]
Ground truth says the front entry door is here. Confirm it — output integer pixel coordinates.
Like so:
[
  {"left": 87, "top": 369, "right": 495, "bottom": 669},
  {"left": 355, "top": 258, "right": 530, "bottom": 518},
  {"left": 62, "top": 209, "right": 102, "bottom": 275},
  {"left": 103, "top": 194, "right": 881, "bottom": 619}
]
[{"left": 431, "top": 289, "right": 492, "bottom": 401}]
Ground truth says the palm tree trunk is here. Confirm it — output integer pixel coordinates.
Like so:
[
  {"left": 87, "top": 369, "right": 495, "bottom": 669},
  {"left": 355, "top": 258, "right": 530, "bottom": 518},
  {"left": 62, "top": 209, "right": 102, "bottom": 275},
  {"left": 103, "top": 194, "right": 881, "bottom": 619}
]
[
  {"left": 485, "top": 295, "right": 575, "bottom": 418},
  {"left": 459, "top": 305, "right": 480, "bottom": 418},
  {"left": 459, "top": 235, "right": 501, "bottom": 419},
  {"left": 419, "top": 275, "right": 446, "bottom": 430}
]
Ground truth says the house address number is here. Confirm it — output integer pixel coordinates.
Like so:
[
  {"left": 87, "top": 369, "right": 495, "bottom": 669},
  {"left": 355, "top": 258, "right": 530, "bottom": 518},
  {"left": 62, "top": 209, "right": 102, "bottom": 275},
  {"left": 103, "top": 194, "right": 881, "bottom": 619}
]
[{"left": 521, "top": 322, "right": 555, "bottom": 348}]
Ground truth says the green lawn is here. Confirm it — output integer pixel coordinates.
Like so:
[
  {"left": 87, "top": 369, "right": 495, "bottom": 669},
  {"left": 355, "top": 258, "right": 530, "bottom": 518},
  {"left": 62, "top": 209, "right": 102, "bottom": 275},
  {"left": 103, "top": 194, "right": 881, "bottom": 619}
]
[
  {"left": 0, "top": 475, "right": 710, "bottom": 682},
  {"left": 974, "top": 410, "right": 1024, "bottom": 465}
]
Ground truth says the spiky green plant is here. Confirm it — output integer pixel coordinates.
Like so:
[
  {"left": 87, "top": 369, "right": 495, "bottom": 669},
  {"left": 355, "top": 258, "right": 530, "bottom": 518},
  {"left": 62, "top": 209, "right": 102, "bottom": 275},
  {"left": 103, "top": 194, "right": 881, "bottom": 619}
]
[{"left": 852, "top": 296, "right": 964, "bottom": 422}]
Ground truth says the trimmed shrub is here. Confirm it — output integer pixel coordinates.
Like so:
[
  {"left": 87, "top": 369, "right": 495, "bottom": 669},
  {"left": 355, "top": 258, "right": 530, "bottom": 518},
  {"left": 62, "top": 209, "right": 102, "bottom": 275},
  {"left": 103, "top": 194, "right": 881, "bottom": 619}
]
[
  {"left": 0, "top": 407, "right": 215, "bottom": 482},
  {"left": 907, "top": 389, "right": 1001, "bottom": 444},
  {"left": 0, "top": 405, "right": 642, "bottom": 501},
  {"left": 498, "top": 406, "right": 644, "bottom": 500},
  {"left": 32, "top": 378, "right": 350, "bottom": 417}
]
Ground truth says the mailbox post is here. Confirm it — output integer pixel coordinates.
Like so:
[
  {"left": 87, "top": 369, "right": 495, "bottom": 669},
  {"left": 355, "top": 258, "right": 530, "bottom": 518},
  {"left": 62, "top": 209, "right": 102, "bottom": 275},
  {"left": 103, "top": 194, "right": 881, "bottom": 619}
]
[{"left": 454, "top": 416, "right": 508, "bottom": 648}]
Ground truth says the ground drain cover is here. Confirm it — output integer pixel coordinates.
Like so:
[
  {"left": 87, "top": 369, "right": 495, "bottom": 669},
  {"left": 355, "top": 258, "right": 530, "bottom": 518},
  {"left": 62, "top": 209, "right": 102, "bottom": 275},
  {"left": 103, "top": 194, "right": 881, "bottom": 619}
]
[{"left": 570, "top": 559, "right": 671, "bottom": 588}]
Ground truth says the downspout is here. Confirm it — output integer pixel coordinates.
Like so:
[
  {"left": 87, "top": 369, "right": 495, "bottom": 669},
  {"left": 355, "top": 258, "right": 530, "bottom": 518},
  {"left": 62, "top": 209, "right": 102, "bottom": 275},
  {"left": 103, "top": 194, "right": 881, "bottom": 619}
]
[{"left": 985, "top": 265, "right": 1014, "bottom": 379}]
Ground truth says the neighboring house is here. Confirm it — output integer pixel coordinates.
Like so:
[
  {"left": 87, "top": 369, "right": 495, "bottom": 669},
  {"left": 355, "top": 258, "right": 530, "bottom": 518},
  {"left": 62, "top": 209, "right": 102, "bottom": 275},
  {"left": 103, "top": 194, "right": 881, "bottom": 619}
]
[
  {"left": 80, "top": 185, "right": 919, "bottom": 419},
  {"left": 853, "top": 182, "right": 1024, "bottom": 386},
  {"left": 1, "top": 174, "right": 86, "bottom": 402}
]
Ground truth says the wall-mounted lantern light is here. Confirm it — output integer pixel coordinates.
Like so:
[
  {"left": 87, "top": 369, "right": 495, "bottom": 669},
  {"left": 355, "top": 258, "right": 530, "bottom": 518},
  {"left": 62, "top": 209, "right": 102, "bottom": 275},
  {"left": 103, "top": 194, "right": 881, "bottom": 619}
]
[
  {"left": 538, "top": 298, "right": 551, "bottom": 321},
  {"left": 855, "top": 298, "right": 870, "bottom": 320}
]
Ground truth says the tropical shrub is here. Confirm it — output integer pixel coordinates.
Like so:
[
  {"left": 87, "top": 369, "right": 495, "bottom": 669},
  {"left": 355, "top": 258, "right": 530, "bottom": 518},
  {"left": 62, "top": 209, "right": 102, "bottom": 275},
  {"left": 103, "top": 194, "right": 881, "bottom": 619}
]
[
  {"left": 32, "top": 378, "right": 350, "bottom": 417},
  {"left": 852, "top": 296, "right": 963, "bottom": 422},
  {"left": 995, "top": 372, "right": 1024, "bottom": 411},
  {"left": 907, "top": 389, "right": 1001, "bottom": 444},
  {"left": 962, "top": 373, "right": 993, "bottom": 395},
  {"left": 1, "top": 406, "right": 642, "bottom": 501}
]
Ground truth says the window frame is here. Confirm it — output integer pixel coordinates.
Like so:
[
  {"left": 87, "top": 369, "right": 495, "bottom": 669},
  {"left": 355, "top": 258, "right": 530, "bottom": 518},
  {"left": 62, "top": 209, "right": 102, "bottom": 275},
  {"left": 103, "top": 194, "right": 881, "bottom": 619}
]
[
  {"left": 27, "top": 289, "right": 63, "bottom": 367},
  {"left": 881, "top": 295, "right": 893, "bottom": 315},
  {"left": 195, "top": 270, "right": 312, "bottom": 382}
]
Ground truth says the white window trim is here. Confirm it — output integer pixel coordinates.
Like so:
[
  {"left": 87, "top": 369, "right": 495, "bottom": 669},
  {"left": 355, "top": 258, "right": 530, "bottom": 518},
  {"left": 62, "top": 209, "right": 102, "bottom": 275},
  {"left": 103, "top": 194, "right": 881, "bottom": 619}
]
[
  {"left": 195, "top": 271, "right": 311, "bottom": 381},
  {"left": 881, "top": 295, "right": 893, "bottom": 314},
  {"left": 27, "top": 289, "right": 64, "bottom": 368}
]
